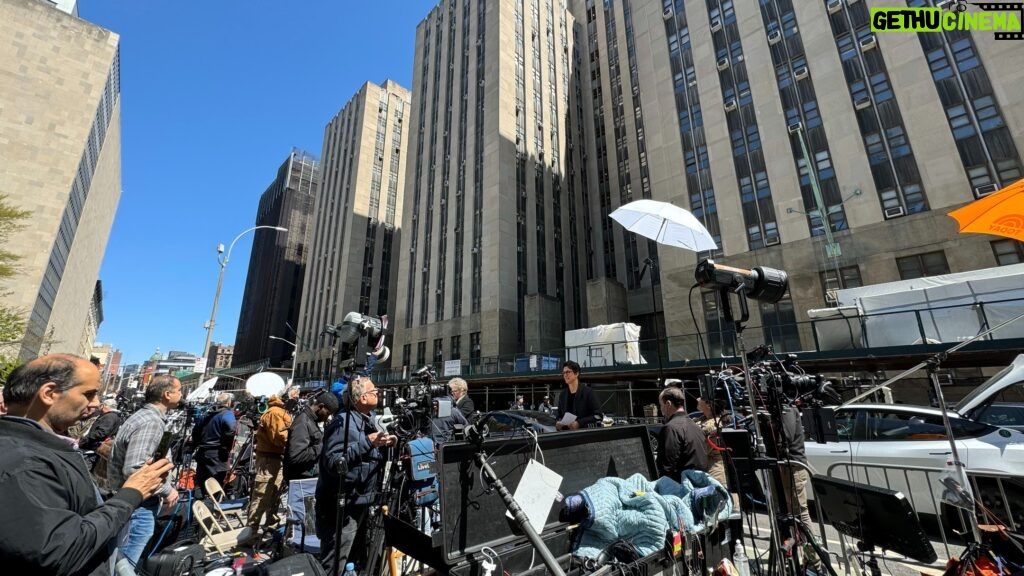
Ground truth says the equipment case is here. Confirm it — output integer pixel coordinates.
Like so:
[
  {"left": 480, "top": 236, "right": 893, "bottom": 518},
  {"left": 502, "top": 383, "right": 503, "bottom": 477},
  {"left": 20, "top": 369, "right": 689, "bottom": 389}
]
[{"left": 386, "top": 426, "right": 739, "bottom": 575}]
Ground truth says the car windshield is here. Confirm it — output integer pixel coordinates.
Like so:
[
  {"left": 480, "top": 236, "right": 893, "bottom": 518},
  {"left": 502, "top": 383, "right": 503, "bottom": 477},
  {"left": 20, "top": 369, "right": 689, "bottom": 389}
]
[
  {"left": 955, "top": 363, "right": 1015, "bottom": 413},
  {"left": 514, "top": 410, "right": 558, "bottom": 426}
]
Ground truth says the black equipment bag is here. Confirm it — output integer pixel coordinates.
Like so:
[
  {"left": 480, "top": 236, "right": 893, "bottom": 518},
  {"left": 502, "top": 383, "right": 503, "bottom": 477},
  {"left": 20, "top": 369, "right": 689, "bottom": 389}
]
[
  {"left": 256, "top": 553, "right": 327, "bottom": 575},
  {"left": 137, "top": 540, "right": 205, "bottom": 576},
  {"left": 140, "top": 499, "right": 194, "bottom": 559}
]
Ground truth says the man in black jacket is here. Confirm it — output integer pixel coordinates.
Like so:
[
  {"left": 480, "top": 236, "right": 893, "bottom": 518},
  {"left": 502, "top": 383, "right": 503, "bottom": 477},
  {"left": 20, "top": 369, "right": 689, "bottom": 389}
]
[
  {"left": 448, "top": 377, "right": 474, "bottom": 418},
  {"left": 0, "top": 354, "right": 173, "bottom": 576},
  {"left": 284, "top": 390, "right": 339, "bottom": 480},
  {"left": 656, "top": 386, "right": 708, "bottom": 480},
  {"left": 555, "top": 360, "right": 602, "bottom": 430},
  {"left": 79, "top": 398, "right": 122, "bottom": 451},
  {"left": 192, "top": 392, "right": 236, "bottom": 497}
]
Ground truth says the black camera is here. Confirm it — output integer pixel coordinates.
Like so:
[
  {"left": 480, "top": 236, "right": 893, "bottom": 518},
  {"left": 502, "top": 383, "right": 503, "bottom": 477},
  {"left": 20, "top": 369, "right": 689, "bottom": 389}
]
[{"left": 380, "top": 366, "right": 453, "bottom": 439}]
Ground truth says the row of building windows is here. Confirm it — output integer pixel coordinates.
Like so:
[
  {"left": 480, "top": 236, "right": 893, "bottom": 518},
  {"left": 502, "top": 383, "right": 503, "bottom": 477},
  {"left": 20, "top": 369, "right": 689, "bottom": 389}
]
[{"left": 402, "top": 331, "right": 483, "bottom": 366}]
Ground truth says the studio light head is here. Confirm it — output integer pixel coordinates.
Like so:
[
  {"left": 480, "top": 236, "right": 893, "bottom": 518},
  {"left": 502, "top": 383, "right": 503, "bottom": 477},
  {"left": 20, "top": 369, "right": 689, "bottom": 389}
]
[
  {"left": 694, "top": 258, "right": 789, "bottom": 303},
  {"left": 324, "top": 311, "right": 391, "bottom": 368}
]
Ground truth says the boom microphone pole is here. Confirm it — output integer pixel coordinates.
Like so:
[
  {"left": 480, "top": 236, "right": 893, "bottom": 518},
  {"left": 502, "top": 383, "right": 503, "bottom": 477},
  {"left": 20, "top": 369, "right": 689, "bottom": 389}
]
[{"left": 466, "top": 414, "right": 567, "bottom": 576}]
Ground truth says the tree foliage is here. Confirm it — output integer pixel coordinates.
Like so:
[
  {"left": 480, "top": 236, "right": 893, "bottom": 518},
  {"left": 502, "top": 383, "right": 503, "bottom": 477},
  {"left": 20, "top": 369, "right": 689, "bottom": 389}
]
[{"left": 0, "top": 193, "right": 30, "bottom": 357}]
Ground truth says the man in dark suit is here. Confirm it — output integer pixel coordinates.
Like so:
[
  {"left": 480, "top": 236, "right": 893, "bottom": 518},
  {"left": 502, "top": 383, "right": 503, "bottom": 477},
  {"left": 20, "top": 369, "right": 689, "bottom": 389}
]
[
  {"left": 448, "top": 377, "right": 475, "bottom": 418},
  {"left": 657, "top": 386, "right": 708, "bottom": 480}
]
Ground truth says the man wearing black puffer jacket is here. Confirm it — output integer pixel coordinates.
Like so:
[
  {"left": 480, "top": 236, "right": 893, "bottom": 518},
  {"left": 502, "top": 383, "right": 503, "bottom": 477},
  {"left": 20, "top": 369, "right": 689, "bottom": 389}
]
[
  {"left": 284, "top": 391, "right": 338, "bottom": 480},
  {"left": 0, "top": 354, "right": 173, "bottom": 576}
]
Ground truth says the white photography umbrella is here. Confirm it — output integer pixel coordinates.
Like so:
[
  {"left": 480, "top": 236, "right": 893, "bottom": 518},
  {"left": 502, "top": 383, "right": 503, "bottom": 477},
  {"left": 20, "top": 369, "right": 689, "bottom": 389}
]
[{"left": 609, "top": 199, "right": 717, "bottom": 252}]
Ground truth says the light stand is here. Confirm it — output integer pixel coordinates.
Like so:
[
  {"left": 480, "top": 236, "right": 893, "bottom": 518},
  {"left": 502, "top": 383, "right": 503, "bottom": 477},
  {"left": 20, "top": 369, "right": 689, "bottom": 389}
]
[
  {"left": 718, "top": 287, "right": 789, "bottom": 576},
  {"left": 639, "top": 257, "right": 664, "bottom": 385}
]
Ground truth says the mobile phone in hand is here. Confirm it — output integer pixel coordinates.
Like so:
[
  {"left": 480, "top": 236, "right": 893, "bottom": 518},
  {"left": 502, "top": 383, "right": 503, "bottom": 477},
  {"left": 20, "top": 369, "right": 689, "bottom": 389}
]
[{"left": 152, "top": 431, "right": 173, "bottom": 462}]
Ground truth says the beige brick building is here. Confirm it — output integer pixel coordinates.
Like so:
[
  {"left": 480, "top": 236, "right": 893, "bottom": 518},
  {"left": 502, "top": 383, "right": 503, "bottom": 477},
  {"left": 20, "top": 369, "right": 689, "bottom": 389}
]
[
  {"left": 0, "top": 0, "right": 122, "bottom": 359},
  {"left": 295, "top": 81, "right": 410, "bottom": 381},
  {"left": 389, "top": 0, "right": 1024, "bottom": 370}
]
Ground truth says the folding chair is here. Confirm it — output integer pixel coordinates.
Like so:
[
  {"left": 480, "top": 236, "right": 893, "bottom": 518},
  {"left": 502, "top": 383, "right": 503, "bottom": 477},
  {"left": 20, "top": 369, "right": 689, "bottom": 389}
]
[
  {"left": 204, "top": 477, "right": 248, "bottom": 528},
  {"left": 191, "top": 500, "right": 253, "bottom": 554},
  {"left": 286, "top": 478, "right": 321, "bottom": 555}
]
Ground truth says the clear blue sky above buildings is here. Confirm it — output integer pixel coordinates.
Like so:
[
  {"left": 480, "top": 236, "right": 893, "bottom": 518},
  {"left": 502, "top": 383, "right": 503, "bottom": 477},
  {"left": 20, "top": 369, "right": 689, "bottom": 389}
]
[{"left": 82, "top": 0, "right": 435, "bottom": 366}]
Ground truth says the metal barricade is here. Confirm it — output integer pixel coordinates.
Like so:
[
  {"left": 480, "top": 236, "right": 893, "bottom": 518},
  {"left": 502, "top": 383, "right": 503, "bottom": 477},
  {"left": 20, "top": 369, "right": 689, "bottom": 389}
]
[{"left": 826, "top": 461, "right": 1021, "bottom": 559}]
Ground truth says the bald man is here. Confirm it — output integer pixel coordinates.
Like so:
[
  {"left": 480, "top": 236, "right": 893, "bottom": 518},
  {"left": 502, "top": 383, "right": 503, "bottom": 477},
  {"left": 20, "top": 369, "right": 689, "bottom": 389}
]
[{"left": 0, "top": 354, "right": 173, "bottom": 576}]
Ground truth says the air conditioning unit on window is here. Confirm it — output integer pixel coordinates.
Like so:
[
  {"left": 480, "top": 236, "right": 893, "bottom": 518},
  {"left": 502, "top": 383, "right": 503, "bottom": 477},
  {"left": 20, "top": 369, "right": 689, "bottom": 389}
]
[
  {"left": 717, "top": 57, "right": 730, "bottom": 71},
  {"left": 724, "top": 98, "right": 737, "bottom": 112},
  {"left": 768, "top": 30, "right": 782, "bottom": 45},
  {"left": 787, "top": 121, "right": 803, "bottom": 134},
  {"left": 860, "top": 35, "right": 877, "bottom": 50},
  {"left": 827, "top": 0, "right": 842, "bottom": 14},
  {"left": 884, "top": 205, "right": 905, "bottom": 218},
  {"left": 711, "top": 18, "right": 722, "bottom": 32},
  {"left": 688, "top": 78, "right": 697, "bottom": 87},
  {"left": 663, "top": 7, "right": 673, "bottom": 20},
  {"left": 794, "top": 66, "right": 809, "bottom": 80},
  {"left": 765, "top": 236, "right": 781, "bottom": 246},
  {"left": 974, "top": 183, "right": 999, "bottom": 197},
  {"left": 854, "top": 97, "right": 872, "bottom": 110}
]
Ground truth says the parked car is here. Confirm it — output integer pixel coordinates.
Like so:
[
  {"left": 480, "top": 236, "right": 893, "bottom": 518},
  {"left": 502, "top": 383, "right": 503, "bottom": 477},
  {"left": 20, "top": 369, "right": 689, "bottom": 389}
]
[
  {"left": 803, "top": 361, "right": 1024, "bottom": 527},
  {"left": 487, "top": 410, "right": 558, "bottom": 436}
]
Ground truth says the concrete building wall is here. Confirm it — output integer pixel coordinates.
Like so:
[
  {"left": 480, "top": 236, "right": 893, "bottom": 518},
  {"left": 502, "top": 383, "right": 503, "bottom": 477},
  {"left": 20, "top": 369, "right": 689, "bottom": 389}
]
[
  {"left": 0, "top": 0, "right": 121, "bottom": 358},
  {"left": 295, "top": 81, "right": 410, "bottom": 381}
]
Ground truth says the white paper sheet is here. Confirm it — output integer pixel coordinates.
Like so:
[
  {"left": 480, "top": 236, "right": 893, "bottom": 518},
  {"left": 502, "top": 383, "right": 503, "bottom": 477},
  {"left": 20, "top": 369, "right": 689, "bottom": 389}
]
[
  {"left": 558, "top": 412, "right": 577, "bottom": 426},
  {"left": 507, "top": 459, "right": 563, "bottom": 534}
]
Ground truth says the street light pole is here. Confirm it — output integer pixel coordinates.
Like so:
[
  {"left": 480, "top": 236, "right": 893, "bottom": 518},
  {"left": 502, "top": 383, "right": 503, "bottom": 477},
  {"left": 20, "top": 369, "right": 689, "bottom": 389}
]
[
  {"left": 202, "top": 225, "right": 288, "bottom": 375},
  {"left": 269, "top": 335, "right": 297, "bottom": 386}
]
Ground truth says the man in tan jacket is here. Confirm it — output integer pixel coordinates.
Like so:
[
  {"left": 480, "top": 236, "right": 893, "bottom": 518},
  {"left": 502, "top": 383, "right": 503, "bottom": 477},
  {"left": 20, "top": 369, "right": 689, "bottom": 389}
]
[{"left": 246, "top": 395, "right": 293, "bottom": 532}]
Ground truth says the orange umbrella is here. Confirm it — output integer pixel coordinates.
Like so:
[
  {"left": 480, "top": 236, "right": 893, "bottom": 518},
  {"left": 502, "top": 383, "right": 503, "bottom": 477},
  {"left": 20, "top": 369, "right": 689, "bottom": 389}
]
[{"left": 948, "top": 179, "right": 1024, "bottom": 242}]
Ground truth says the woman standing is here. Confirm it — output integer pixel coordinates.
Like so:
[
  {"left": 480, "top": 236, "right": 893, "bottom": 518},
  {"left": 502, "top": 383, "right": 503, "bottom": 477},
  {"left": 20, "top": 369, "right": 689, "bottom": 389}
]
[
  {"left": 555, "top": 360, "right": 601, "bottom": 430},
  {"left": 697, "top": 385, "right": 740, "bottom": 509}
]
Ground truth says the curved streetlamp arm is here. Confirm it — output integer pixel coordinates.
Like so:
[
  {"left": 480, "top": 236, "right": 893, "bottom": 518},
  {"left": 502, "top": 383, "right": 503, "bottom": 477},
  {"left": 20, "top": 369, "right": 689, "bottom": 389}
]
[{"left": 202, "top": 225, "right": 288, "bottom": 370}]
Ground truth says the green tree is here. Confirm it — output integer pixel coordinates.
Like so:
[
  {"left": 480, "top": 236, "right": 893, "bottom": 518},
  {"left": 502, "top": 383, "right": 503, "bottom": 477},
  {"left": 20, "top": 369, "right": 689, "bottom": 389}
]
[{"left": 0, "top": 193, "right": 30, "bottom": 359}]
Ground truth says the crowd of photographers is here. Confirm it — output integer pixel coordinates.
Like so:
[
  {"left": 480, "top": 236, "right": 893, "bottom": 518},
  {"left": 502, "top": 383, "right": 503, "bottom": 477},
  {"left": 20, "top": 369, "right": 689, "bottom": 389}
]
[{"left": 0, "top": 351, "right": 812, "bottom": 575}]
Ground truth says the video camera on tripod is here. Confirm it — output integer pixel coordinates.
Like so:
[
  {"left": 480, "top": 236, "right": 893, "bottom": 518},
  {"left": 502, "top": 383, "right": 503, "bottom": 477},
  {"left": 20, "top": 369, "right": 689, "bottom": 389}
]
[{"left": 380, "top": 365, "right": 457, "bottom": 440}]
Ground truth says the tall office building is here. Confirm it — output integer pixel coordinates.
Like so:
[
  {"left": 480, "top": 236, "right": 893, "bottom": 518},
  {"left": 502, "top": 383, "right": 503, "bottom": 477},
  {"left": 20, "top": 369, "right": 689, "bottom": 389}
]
[
  {"left": 233, "top": 149, "right": 319, "bottom": 367},
  {"left": 394, "top": 0, "right": 1024, "bottom": 367},
  {"left": 394, "top": 0, "right": 599, "bottom": 371},
  {"left": 295, "top": 80, "right": 410, "bottom": 382},
  {"left": 0, "top": 0, "right": 122, "bottom": 359},
  {"left": 574, "top": 0, "right": 1024, "bottom": 360}
]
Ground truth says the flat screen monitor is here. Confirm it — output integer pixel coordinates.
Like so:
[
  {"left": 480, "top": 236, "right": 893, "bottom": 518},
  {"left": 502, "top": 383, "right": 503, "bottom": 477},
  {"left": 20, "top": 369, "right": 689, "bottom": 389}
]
[{"left": 810, "top": 475, "right": 937, "bottom": 564}]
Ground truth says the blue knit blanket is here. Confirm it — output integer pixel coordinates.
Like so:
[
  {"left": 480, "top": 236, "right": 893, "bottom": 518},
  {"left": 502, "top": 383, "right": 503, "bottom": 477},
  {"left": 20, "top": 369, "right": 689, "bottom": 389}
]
[{"left": 573, "top": 471, "right": 732, "bottom": 560}]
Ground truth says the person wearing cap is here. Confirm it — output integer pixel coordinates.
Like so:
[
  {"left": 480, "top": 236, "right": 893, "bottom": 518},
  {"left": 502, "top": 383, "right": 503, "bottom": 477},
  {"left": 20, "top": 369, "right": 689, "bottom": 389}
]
[
  {"left": 538, "top": 395, "right": 553, "bottom": 415},
  {"left": 79, "top": 397, "right": 122, "bottom": 452}
]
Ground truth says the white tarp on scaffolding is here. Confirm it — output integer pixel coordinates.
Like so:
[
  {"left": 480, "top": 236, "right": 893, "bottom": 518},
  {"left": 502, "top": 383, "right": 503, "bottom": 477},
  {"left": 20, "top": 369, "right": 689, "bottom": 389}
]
[
  {"left": 829, "top": 264, "right": 1024, "bottom": 347},
  {"left": 565, "top": 322, "right": 646, "bottom": 367}
]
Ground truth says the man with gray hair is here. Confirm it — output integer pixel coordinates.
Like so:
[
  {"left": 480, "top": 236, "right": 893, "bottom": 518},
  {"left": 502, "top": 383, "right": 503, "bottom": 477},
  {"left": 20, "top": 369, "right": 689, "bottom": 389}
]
[
  {"left": 192, "top": 391, "right": 236, "bottom": 498},
  {"left": 109, "top": 374, "right": 183, "bottom": 573},
  {"left": 448, "top": 377, "right": 474, "bottom": 418},
  {"left": 80, "top": 398, "right": 122, "bottom": 452}
]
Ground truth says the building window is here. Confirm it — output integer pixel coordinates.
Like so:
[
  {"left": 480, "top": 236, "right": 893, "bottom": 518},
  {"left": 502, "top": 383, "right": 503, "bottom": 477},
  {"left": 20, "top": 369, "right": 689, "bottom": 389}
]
[
  {"left": 402, "top": 344, "right": 411, "bottom": 368},
  {"left": 760, "top": 295, "right": 802, "bottom": 353},
  {"left": 416, "top": 341, "right": 426, "bottom": 367},
  {"left": 450, "top": 335, "right": 461, "bottom": 360},
  {"left": 897, "top": 251, "right": 950, "bottom": 279},
  {"left": 702, "top": 291, "right": 735, "bottom": 357},
  {"left": 820, "top": 265, "right": 863, "bottom": 305},
  {"left": 434, "top": 338, "right": 444, "bottom": 362},
  {"left": 470, "top": 331, "right": 481, "bottom": 361},
  {"left": 992, "top": 240, "right": 1024, "bottom": 266}
]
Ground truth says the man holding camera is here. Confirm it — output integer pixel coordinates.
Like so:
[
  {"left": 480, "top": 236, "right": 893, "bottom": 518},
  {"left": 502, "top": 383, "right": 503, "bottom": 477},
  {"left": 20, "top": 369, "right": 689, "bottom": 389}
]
[{"left": 316, "top": 376, "right": 396, "bottom": 574}]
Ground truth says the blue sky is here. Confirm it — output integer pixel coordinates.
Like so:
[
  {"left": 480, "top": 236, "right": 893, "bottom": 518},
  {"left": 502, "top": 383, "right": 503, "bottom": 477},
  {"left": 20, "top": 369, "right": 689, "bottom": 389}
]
[{"left": 82, "top": 0, "right": 436, "bottom": 366}]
